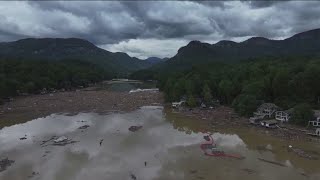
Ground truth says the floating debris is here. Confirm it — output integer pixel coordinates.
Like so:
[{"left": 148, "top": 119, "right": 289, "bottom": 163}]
[
  {"left": 203, "top": 135, "right": 210, "bottom": 141},
  {"left": 42, "top": 151, "right": 51, "bottom": 157},
  {"left": 28, "top": 171, "right": 39, "bottom": 178},
  {"left": 40, "top": 136, "right": 78, "bottom": 146},
  {"left": 52, "top": 136, "right": 78, "bottom": 146},
  {"left": 287, "top": 146, "right": 319, "bottom": 160},
  {"left": 258, "top": 158, "right": 286, "bottom": 167},
  {"left": 0, "top": 158, "right": 15, "bottom": 172},
  {"left": 54, "top": 136, "right": 68, "bottom": 143},
  {"left": 99, "top": 139, "right": 104, "bottom": 146},
  {"left": 242, "top": 168, "right": 256, "bottom": 174},
  {"left": 78, "top": 125, "right": 90, "bottom": 130},
  {"left": 40, "top": 136, "right": 57, "bottom": 146},
  {"left": 129, "top": 126, "right": 142, "bottom": 132},
  {"left": 130, "top": 173, "right": 137, "bottom": 180},
  {"left": 76, "top": 120, "right": 87, "bottom": 122},
  {"left": 19, "top": 137, "right": 27, "bottom": 140}
]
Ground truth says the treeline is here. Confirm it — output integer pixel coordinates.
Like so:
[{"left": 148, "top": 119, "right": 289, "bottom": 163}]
[
  {"left": 151, "top": 57, "right": 320, "bottom": 125},
  {"left": 0, "top": 59, "right": 112, "bottom": 100},
  {"left": 129, "top": 69, "right": 156, "bottom": 81}
]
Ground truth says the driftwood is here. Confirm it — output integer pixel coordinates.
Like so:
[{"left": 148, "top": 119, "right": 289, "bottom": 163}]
[
  {"left": 258, "top": 158, "right": 286, "bottom": 167},
  {"left": 78, "top": 125, "right": 90, "bottom": 129},
  {"left": 40, "top": 136, "right": 57, "bottom": 146},
  {"left": 0, "top": 158, "right": 14, "bottom": 172},
  {"left": 128, "top": 126, "right": 142, "bottom": 132}
]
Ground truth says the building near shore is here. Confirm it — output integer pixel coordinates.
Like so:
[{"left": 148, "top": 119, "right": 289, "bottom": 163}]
[
  {"left": 309, "top": 110, "right": 320, "bottom": 127},
  {"left": 261, "top": 120, "right": 278, "bottom": 128},
  {"left": 275, "top": 109, "right": 293, "bottom": 123},
  {"left": 253, "top": 103, "right": 279, "bottom": 119},
  {"left": 172, "top": 101, "right": 185, "bottom": 108},
  {"left": 316, "top": 128, "right": 320, "bottom": 136}
]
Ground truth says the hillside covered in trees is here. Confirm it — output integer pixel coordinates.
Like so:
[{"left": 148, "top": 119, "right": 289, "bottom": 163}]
[
  {"left": 0, "top": 38, "right": 153, "bottom": 76},
  {"left": 129, "top": 28, "right": 320, "bottom": 126},
  {"left": 0, "top": 59, "right": 111, "bottom": 102},
  {"left": 152, "top": 28, "right": 320, "bottom": 72},
  {"left": 152, "top": 57, "right": 320, "bottom": 125}
]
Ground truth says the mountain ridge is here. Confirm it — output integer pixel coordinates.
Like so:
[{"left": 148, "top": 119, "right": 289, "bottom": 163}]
[
  {"left": 156, "top": 28, "right": 320, "bottom": 71},
  {"left": 145, "top": 57, "right": 169, "bottom": 64},
  {"left": 0, "top": 37, "right": 152, "bottom": 74}
]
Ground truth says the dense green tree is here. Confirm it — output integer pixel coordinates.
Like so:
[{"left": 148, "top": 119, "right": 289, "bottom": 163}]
[
  {"left": 0, "top": 59, "right": 111, "bottom": 99},
  {"left": 187, "top": 94, "right": 197, "bottom": 108},
  {"left": 292, "top": 103, "right": 314, "bottom": 126},
  {"left": 218, "top": 79, "right": 234, "bottom": 104},
  {"left": 202, "top": 83, "right": 213, "bottom": 104},
  {"left": 232, "top": 94, "right": 260, "bottom": 117},
  {"left": 137, "top": 56, "right": 320, "bottom": 125}
]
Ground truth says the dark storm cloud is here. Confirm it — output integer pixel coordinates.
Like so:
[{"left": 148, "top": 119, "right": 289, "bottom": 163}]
[
  {"left": 244, "top": 0, "right": 283, "bottom": 8},
  {"left": 0, "top": 1, "right": 319, "bottom": 58}
]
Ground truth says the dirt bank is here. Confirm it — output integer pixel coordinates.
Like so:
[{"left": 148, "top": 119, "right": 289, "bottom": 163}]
[
  {"left": 174, "top": 106, "right": 316, "bottom": 142},
  {"left": 0, "top": 89, "right": 163, "bottom": 128}
]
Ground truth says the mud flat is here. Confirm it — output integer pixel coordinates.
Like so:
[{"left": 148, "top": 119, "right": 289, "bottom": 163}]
[
  {"left": 173, "top": 106, "right": 316, "bottom": 142},
  {"left": 0, "top": 89, "right": 163, "bottom": 128}
]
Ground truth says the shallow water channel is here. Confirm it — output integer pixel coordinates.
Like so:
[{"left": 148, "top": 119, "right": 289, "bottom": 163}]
[{"left": 0, "top": 106, "right": 319, "bottom": 180}]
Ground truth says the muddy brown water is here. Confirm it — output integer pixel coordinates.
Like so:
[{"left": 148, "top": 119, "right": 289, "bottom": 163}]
[{"left": 0, "top": 106, "right": 319, "bottom": 180}]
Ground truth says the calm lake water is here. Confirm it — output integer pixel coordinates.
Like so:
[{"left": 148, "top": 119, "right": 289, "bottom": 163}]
[{"left": 0, "top": 106, "right": 320, "bottom": 180}]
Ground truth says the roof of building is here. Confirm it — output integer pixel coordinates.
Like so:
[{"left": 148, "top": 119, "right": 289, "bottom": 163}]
[
  {"left": 257, "top": 103, "right": 278, "bottom": 111},
  {"left": 313, "top": 110, "right": 320, "bottom": 117},
  {"left": 276, "top": 108, "right": 293, "bottom": 115}
]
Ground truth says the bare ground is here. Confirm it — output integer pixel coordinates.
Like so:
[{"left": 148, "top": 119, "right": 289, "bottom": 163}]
[
  {"left": 0, "top": 89, "right": 316, "bottom": 143},
  {"left": 175, "top": 106, "right": 316, "bottom": 142},
  {"left": 0, "top": 90, "right": 163, "bottom": 128}
]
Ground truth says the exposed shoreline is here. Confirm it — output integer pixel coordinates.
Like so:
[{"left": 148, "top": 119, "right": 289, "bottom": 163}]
[
  {"left": 0, "top": 89, "right": 163, "bottom": 129},
  {"left": 0, "top": 88, "right": 318, "bottom": 143},
  {"left": 173, "top": 106, "right": 317, "bottom": 142}
]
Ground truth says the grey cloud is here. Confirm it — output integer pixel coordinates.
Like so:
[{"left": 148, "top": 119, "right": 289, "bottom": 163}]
[
  {"left": 244, "top": 0, "right": 285, "bottom": 8},
  {"left": 0, "top": 1, "right": 319, "bottom": 58}
]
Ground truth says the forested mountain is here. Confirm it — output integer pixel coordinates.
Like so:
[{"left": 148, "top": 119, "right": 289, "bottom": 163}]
[
  {"left": 0, "top": 38, "right": 156, "bottom": 100},
  {"left": 0, "top": 38, "right": 152, "bottom": 74},
  {"left": 130, "top": 28, "right": 320, "bottom": 126},
  {"left": 155, "top": 28, "right": 320, "bottom": 71},
  {"left": 145, "top": 57, "right": 168, "bottom": 64},
  {"left": 157, "top": 57, "right": 320, "bottom": 125}
]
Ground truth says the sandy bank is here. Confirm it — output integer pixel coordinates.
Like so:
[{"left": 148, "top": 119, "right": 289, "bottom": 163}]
[{"left": 0, "top": 89, "right": 163, "bottom": 128}]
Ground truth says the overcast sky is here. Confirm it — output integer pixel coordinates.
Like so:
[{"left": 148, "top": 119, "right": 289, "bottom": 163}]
[{"left": 0, "top": 1, "right": 320, "bottom": 59}]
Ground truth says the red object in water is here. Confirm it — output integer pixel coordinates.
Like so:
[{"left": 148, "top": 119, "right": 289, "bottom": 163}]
[{"left": 200, "top": 134, "right": 244, "bottom": 159}]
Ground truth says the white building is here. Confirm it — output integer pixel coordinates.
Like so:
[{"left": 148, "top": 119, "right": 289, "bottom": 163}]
[
  {"left": 261, "top": 120, "right": 278, "bottom": 128},
  {"left": 316, "top": 128, "right": 320, "bottom": 136},
  {"left": 309, "top": 110, "right": 320, "bottom": 127},
  {"left": 254, "top": 103, "right": 278, "bottom": 118},
  {"left": 309, "top": 118, "right": 320, "bottom": 127},
  {"left": 172, "top": 101, "right": 185, "bottom": 108},
  {"left": 275, "top": 109, "right": 292, "bottom": 122}
]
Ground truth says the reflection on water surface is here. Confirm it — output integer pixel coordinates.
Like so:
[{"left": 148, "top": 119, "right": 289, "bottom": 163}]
[{"left": 0, "top": 106, "right": 319, "bottom": 180}]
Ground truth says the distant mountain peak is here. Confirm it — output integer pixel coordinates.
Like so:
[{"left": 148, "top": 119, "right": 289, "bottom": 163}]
[
  {"left": 289, "top": 28, "right": 320, "bottom": 40},
  {"left": 145, "top": 57, "right": 168, "bottom": 64},
  {"left": 215, "top": 40, "right": 237, "bottom": 47},
  {"left": 158, "top": 28, "right": 320, "bottom": 71},
  {"left": 14, "top": 37, "right": 95, "bottom": 45},
  {"left": 243, "top": 37, "right": 271, "bottom": 45},
  {"left": 0, "top": 37, "right": 153, "bottom": 73}
]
